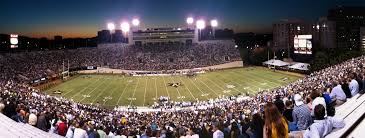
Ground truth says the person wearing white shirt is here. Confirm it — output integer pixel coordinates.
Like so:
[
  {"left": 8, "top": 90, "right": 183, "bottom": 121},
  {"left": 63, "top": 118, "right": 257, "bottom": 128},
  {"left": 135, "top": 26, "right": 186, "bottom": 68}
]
[
  {"left": 212, "top": 123, "right": 224, "bottom": 138},
  {"left": 349, "top": 78, "right": 359, "bottom": 96},
  {"left": 304, "top": 104, "right": 345, "bottom": 138},
  {"left": 73, "top": 122, "right": 88, "bottom": 138},
  {"left": 330, "top": 82, "right": 347, "bottom": 106},
  {"left": 310, "top": 91, "right": 326, "bottom": 116},
  {"left": 73, "top": 127, "right": 88, "bottom": 138}
]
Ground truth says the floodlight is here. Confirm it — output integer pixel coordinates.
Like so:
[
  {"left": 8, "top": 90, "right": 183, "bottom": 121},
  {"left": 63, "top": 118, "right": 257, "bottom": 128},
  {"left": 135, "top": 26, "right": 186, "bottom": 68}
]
[
  {"left": 186, "top": 17, "right": 194, "bottom": 24},
  {"left": 211, "top": 19, "right": 218, "bottom": 27},
  {"left": 132, "top": 18, "right": 140, "bottom": 26},
  {"left": 196, "top": 20, "right": 205, "bottom": 29},
  {"left": 107, "top": 23, "right": 115, "bottom": 31},
  {"left": 121, "top": 22, "right": 130, "bottom": 33}
]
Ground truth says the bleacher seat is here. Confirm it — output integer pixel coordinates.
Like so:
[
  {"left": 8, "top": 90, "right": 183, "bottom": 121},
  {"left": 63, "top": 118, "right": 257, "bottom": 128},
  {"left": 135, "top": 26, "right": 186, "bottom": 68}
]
[
  {"left": 325, "top": 93, "right": 365, "bottom": 138},
  {"left": 0, "top": 113, "right": 63, "bottom": 138}
]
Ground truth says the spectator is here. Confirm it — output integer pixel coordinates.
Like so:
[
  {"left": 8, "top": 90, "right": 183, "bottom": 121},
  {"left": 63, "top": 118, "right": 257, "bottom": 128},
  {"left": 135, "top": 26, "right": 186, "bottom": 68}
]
[
  {"left": 213, "top": 122, "right": 224, "bottom": 138},
  {"left": 349, "top": 74, "right": 359, "bottom": 96},
  {"left": 246, "top": 113, "right": 263, "bottom": 138},
  {"left": 283, "top": 100, "right": 294, "bottom": 122},
  {"left": 36, "top": 112, "right": 48, "bottom": 132},
  {"left": 303, "top": 104, "right": 345, "bottom": 138},
  {"left": 57, "top": 117, "right": 68, "bottom": 136},
  {"left": 73, "top": 122, "right": 88, "bottom": 138},
  {"left": 97, "top": 126, "right": 107, "bottom": 138},
  {"left": 341, "top": 79, "right": 352, "bottom": 98},
  {"left": 292, "top": 94, "right": 312, "bottom": 131},
  {"left": 274, "top": 95, "right": 285, "bottom": 114},
  {"left": 330, "top": 81, "right": 347, "bottom": 106},
  {"left": 263, "top": 102, "right": 288, "bottom": 138},
  {"left": 0, "top": 100, "right": 5, "bottom": 113},
  {"left": 310, "top": 91, "right": 326, "bottom": 117},
  {"left": 230, "top": 122, "right": 240, "bottom": 138}
]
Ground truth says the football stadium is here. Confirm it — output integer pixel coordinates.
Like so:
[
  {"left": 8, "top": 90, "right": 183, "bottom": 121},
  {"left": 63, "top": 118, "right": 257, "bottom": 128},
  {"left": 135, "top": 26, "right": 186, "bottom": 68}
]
[
  {"left": 1, "top": 1, "right": 365, "bottom": 138},
  {"left": 45, "top": 67, "right": 301, "bottom": 108}
]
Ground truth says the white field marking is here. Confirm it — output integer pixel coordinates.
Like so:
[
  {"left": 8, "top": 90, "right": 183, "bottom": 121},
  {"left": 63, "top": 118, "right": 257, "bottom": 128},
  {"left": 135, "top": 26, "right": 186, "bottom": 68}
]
[
  {"left": 143, "top": 78, "right": 148, "bottom": 106},
  {"left": 103, "top": 76, "right": 125, "bottom": 105},
  {"left": 237, "top": 70, "right": 282, "bottom": 86},
  {"left": 187, "top": 77, "right": 208, "bottom": 100},
  {"left": 232, "top": 72, "right": 281, "bottom": 89},
  {"left": 203, "top": 76, "right": 234, "bottom": 96},
  {"left": 79, "top": 78, "right": 108, "bottom": 102},
  {"left": 161, "top": 76, "right": 170, "bottom": 98},
  {"left": 254, "top": 70, "right": 294, "bottom": 85},
  {"left": 167, "top": 76, "right": 183, "bottom": 102},
  {"left": 177, "top": 77, "right": 196, "bottom": 100},
  {"left": 116, "top": 77, "right": 132, "bottom": 105},
  {"left": 228, "top": 71, "right": 272, "bottom": 89},
  {"left": 90, "top": 78, "right": 115, "bottom": 104},
  {"left": 63, "top": 76, "right": 96, "bottom": 97},
  {"left": 196, "top": 77, "right": 220, "bottom": 97},
  {"left": 224, "top": 71, "right": 267, "bottom": 90},
  {"left": 70, "top": 76, "right": 103, "bottom": 99},
  {"left": 206, "top": 74, "right": 241, "bottom": 94},
  {"left": 154, "top": 77, "right": 158, "bottom": 99},
  {"left": 214, "top": 73, "right": 256, "bottom": 93},
  {"left": 129, "top": 77, "right": 140, "bottom": 106}
]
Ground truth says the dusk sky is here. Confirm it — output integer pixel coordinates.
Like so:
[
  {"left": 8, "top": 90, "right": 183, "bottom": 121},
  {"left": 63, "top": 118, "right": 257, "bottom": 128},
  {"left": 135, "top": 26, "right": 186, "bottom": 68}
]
[{"left": 0, "top": 0, "right": 363, "bottom": 38}]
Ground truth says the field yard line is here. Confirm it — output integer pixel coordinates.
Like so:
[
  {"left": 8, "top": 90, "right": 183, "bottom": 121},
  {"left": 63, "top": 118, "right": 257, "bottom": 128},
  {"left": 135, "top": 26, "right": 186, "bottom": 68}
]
[
  {"left": 116, "top": 78, "right": 131, "bottom": 105},
  {"left": 239, "top": 70, "right": 282, "bottom": 86},
  {"left": 91, "top": 79, "right": 115, "bottom": 104},
  {"left": 250, "top": 72, "right": 300, "bottom": 86},
  {"left": 162, "top": 76, "right": 170, "bottom": 98},
  {"left": 167, "top": 76, "right": 183, "bottom": 102},
  {"left": 188, "top": 78, "right": 208, "bottom": 100},
  {"left": 143, "top": 78, "right": 148, "bottom": 106},
  {"left": 225, "top": 71, "right": 268, "bottom": 90},
  {"left": 206, "top": 75, "right": 241, "bottom": 93},
  {"left": 203, "top": 77, "right": 234, "bottom": 96},
  {"left": 103, "top": 76, "right": 125, "bottom": 105},
  {"left": 63, "top": 76, "right": 96, "bottom": 97},
  {"left": 196, "top": 77, "right": 220, "bottom": 97},
  {"left": 154, "top": 77, "right": 158, "bottom": 99},
  {"left": 227, "top": 71, "right": 272, "bottom": 90},
  {"left": 69, "top": 77, "right": 103, "bottom": 99},
  {"left": 129, "top": 78, "right": 140, "bottom": 106},
  {"left": 177, "top": 77, "right": 196, "bottom": 100},
  {"left": 79, "top": 78, "right": 108, "bottom": 102},
  {"left": 214, "top": 73, "right": 256, "bottom": 93}
]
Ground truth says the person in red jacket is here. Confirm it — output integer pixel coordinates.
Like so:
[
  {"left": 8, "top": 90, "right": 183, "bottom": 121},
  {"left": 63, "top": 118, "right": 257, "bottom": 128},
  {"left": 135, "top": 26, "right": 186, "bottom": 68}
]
[{"left": 57, "top": 117, "right": 68, "bottom": 136}]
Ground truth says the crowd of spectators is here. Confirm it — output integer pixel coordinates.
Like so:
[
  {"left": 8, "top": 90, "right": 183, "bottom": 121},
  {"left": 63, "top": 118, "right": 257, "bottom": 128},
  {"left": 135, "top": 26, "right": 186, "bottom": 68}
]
[
  {"left": 0, "top": 40, "right": 240, "bottom": 83},
  {"left": 1, "top": 41, "right": 364, "bottom": 137}
]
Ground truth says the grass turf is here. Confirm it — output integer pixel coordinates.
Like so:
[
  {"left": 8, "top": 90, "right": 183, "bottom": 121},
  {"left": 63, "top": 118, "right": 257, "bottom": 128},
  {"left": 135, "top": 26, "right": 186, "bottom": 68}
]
[{"left": 45, "top": 67, "right": 301, "bottom": 108}]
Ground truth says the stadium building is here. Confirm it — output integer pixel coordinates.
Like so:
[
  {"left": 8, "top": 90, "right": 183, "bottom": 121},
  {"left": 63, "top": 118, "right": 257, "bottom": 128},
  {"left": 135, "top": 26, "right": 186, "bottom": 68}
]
[{"left": 129, "top": 27, "right": 198, "bottom": 46}]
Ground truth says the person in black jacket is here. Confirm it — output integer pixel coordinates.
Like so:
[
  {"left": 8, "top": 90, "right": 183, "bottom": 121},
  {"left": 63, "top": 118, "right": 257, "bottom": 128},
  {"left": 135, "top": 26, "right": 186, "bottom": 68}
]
[
  {"left": 283, "top": 100, "right": 294, "bottom": 122},
  {"left": 341, "top": 79, "right": 352, "bottom": 98}
]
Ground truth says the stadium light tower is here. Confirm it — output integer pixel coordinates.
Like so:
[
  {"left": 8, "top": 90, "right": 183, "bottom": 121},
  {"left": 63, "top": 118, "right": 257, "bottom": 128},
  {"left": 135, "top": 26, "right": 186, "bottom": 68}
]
[
  {"left": 121, "top": 22, "right": 130, "bottom": 43},
  {"left": 196, "top": 19, "right": 205, "bottom": 41},
  {"left": 132, "top": 18, "right": 140, "bottom": 26},
  {"left": 210, "top": 19, "right": 218, "bottom": 39},
  {"left": 121, "top": 22, "right": 130, "bottom": 33},
  {"left": 186, "top": 17, "right": 194, "bottom": 27},
  {"left": 107, "top": 22, "right": 115, "bottom": 43}
]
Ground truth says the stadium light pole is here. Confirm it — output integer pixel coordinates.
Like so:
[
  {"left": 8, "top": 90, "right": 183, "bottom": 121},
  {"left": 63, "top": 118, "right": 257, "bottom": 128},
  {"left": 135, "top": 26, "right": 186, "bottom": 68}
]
[
  {"left": 210, "top": 19, "right": 218, "bottom": 39},
  {"left": 186, "top": 17, "right": 194, "bottom": 29},
  {"left": 107, "top": 22, "right": 115, "bottom": 43},
  {"left": 121, "top": 22, "right": 130, "bottom": 43},
  {"left": 196, "top": 20, "right": 205, "bottom": 41},
  {"left": 132, "top": 18, "right": 140, "bottom": 27}
]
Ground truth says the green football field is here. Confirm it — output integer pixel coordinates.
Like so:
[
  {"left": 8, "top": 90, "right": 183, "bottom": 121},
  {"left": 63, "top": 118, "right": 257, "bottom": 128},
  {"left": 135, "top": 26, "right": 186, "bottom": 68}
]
[{"left": 45, "top": 67, "right": 301, "bottom": 108}]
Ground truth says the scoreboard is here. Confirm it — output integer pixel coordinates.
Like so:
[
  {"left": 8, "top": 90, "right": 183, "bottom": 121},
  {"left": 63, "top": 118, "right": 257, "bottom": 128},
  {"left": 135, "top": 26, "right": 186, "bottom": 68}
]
[{"left": 294, "top": 35, "right": 312, "bottom": 54}]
